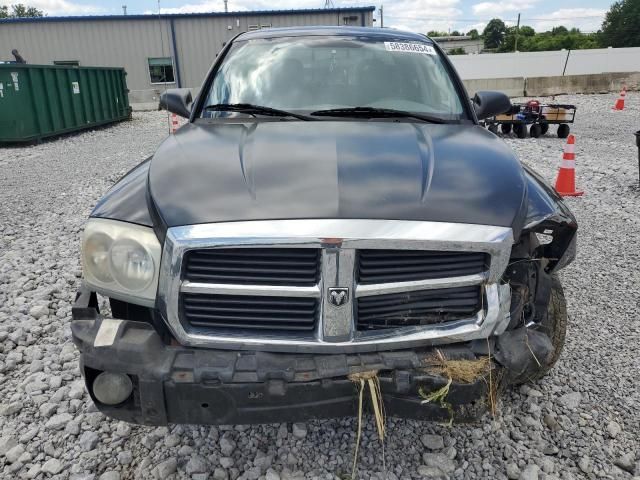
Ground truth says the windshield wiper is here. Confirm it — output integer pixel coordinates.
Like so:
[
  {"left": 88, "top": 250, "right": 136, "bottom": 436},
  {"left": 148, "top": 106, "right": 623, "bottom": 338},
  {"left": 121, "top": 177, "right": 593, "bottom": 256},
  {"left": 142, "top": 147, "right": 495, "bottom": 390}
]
[
  {"left": 204, "top": 103, "right": 311, "bottom": 121},
  {"left": 310, "top": 107, "right": 448, "bottom": 124}
]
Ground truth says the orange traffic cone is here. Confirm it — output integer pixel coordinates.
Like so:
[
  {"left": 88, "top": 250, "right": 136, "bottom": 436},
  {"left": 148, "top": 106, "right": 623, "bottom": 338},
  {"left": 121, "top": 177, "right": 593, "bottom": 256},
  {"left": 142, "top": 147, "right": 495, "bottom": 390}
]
[
  {"left": 554, "top": 134, "right": 583, "bottom": 197},
  {"left": 171, "top": 113, "right": 179, "bottom": 133},
  {"left": 613, "top": 86, "right": 626, "bottom": 110}
]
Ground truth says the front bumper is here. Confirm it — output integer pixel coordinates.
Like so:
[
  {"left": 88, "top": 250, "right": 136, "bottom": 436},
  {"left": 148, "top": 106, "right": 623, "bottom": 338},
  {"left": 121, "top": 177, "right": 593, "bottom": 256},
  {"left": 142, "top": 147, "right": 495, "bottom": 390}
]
[{"left": 72, "top": 289, "right": 496, "bottom": 425}]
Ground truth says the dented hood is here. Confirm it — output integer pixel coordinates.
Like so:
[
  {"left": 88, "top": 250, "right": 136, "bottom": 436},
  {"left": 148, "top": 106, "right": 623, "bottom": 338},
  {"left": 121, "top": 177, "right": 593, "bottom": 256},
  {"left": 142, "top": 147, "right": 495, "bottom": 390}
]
[{"left": 148, "top": 121, "right": 527, "bottom": 228}]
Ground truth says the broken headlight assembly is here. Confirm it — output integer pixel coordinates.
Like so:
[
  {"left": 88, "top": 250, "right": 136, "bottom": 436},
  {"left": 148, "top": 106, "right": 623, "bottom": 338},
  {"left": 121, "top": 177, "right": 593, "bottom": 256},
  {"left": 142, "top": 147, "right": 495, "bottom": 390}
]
[{"left": 81, "top": 218, "right": 162, "bottom": 307}]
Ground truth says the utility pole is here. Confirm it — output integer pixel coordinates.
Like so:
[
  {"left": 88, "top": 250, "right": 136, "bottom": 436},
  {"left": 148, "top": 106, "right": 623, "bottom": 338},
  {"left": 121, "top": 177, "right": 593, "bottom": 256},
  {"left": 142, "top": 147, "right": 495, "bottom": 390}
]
[
  {"left": 224, "top": 0, "right": 228, "bottom": 12},
  {"left": 514, "top": 13, "right": 520, "bottom": 52},
  {"left": 379, "top": 5, "right": 383, "bottom": 27},
  {"left": 122, "top": 5, "right": 127, "bottom": 15}
]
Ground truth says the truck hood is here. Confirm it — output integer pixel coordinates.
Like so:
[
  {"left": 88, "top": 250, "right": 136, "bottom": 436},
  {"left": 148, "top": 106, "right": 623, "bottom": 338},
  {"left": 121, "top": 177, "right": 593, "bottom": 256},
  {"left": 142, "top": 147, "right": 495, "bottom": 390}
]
[{"left": 148, "top": 121, "right": 527, "bottom": 229}]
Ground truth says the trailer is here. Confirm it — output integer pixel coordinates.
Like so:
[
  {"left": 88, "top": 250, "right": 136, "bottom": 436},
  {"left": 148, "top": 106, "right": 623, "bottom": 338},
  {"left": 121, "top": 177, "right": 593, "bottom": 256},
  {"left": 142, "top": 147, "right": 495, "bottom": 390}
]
[{"left": 484, "top": 100, "right": 576, "bottom": 139}]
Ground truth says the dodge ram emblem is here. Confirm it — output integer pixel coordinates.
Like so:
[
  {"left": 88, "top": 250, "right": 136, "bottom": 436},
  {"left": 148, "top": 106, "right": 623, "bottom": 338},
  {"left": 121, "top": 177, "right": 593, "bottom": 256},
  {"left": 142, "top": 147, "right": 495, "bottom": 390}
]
[{"left": 328, "top": 287, "right": 349, "bottom": 307}]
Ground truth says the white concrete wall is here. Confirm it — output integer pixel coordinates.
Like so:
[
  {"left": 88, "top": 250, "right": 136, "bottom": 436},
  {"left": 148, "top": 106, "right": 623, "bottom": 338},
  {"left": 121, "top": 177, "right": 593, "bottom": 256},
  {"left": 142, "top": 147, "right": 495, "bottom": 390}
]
[{"left": 450, "top": 47, "right": 640, "bottom": 80}]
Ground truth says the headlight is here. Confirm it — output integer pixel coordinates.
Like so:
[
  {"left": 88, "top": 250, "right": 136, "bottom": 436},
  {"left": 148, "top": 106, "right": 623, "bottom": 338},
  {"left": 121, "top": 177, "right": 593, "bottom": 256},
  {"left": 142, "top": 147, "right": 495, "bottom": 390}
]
[
  {"left": 84, "top": 231, "right": 113, "bottom": 283},
  {"left": 82, "top": 218, "right": 161, "bottom": 306},
  {"left": 110, "top": 238, "right": 155, "bottom": 291}
]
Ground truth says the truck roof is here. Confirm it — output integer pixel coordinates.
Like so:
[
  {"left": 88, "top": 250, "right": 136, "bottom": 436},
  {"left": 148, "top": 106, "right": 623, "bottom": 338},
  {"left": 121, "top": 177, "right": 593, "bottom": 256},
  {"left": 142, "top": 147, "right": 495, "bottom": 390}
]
[{"left": 238, "top": 26, "right": 432, "bottom": 43}]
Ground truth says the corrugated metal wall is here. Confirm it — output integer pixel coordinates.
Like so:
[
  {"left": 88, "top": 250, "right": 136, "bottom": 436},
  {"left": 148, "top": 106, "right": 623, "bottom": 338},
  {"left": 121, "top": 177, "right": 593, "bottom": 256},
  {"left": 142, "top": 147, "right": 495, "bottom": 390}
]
[
  {"left": 0, "top": 10, "right": 374, "bottom": 103},
  {"left": 0, "top": 20, "right": 174, "bottom": 93},
  {"left": 173, "top": 16, "right": 233, "bottom": 91}
]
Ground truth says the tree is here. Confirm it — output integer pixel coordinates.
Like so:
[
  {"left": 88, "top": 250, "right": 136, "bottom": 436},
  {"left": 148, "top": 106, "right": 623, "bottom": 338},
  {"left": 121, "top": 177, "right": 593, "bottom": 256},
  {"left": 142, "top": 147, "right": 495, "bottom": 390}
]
[
  {"left": 483, "top": 18, "right": 507, "bottom": 49},
  {"left": 450, "top": 30, "right": 462, "bottom": 36},
  {"left": 495, "top": 21, "right": 600, "bottom": 52},
  {"left": 601, "top": 0, "right": 640, "bottom": 48},
  {"left": 448, "top": 47, "right": 466, "bottom": 55},
  {"left": 0, "top": 4, "right": 44, "bottom": 18},
  {"left": 551, "top": 25, "right": 568, "bottom": 36},
  {"left": 467, "top": 29, "right": 480, "bottom": 39},
  {"left": 427, "top": 30, "right": 448, "bottom": 37},
  {"left": 520, "top": 25, "right": 535, "bottom": 37}
]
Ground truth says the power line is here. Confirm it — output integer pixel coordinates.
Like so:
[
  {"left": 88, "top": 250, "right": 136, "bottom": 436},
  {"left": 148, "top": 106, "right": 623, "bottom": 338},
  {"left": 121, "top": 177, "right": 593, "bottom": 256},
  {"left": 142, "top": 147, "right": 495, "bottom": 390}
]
[
  {"left": 386, "top": 16, "right": 517, "bottom": 22},
  {"left": 385, "top": 14, "right": 604, "bottom": 22},
  {"left": 522, "top": 15, "right": 604, "bottom": 20}
]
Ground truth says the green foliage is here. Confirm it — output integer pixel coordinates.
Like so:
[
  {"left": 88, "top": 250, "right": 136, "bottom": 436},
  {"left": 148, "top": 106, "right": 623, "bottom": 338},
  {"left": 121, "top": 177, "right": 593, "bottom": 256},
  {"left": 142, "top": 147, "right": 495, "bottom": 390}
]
[
  {"left": 483, "top": 18, "right": 507, "bottom": 49},
  {"left": 427, "top": 30, "right": 449, "bottom": 37},
  {"left": 551, "top": 26, "right": 569, "bottom": 36},
  {"left": 519, "top": 26, "right": 535, "bottom": 37},
  {"left": 497, "top": 24, "right": 601, "bottom": 52},
  {"left": 448, "top": 47, "right": 467, "bottom": 55},
  {"left": 601, "top": 0, "right": 640, "bottom": 47},
  {"left": 0, "top": 3, "right": 44, "bottom": 18},
  {"left": 450, "top": 30, "right": 462, "bottom": 36},
  {"left": 467, "top": 29, "right": 480, "bottom": 40}
]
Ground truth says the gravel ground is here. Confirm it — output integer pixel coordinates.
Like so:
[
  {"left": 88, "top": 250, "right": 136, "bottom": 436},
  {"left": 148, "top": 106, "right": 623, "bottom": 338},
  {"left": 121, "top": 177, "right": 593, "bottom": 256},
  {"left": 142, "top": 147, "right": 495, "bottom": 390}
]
[{"left": 1, "top": 94, "right": 639, "bottom": 480}]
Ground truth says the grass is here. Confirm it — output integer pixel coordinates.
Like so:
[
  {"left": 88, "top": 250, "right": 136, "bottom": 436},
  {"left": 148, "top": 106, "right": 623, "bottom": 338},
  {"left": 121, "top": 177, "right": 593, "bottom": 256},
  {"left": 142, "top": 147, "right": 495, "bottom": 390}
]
[
  {"left": 419, "top": 377, "right": 454, "bottom": 426},
  {"left": 347, "top": 370, "right": 386, "bottom": 479},
  {"left": 422, "top": 347, "right": 500, "bottom": 421}
]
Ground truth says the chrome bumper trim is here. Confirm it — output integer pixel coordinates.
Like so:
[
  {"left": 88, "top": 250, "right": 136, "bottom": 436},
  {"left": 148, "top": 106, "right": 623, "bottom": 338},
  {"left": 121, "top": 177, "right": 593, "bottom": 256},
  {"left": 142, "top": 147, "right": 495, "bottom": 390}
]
[
  {"left": 181, "top": 281, "right": 321, "bottom": 298},
  {"left": 157, "top": 219, "right": 514, "bottom": 352},
  {"left": 355, "top": 273, "right": 487, "bottom": 298}
]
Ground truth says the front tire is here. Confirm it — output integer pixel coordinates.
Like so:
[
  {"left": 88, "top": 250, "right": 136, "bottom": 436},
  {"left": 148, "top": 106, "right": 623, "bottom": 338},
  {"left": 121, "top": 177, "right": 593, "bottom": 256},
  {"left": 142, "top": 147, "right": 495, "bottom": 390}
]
[{"left": 530, "top": 275, "right": 568, "bottom": 380}]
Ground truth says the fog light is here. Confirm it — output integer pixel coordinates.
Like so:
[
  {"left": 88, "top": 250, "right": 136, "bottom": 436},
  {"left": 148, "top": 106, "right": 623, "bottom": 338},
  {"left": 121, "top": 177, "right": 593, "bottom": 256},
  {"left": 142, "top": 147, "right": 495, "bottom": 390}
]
[{"left": 92, "top": 372, "right": 133, "bottom": 405}]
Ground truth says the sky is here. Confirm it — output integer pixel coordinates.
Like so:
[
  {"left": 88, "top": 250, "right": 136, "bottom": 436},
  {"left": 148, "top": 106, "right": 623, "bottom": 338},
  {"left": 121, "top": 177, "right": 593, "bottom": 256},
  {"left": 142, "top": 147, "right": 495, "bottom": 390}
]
[{"left": 1, "top": 0, "right": 611, "bottom": 34}]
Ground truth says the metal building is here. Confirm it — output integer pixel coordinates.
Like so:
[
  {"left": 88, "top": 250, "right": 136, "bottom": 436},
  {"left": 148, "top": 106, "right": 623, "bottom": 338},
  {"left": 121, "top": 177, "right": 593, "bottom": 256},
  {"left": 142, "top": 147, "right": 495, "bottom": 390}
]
[
  {"left": 431, "top": 36, "right": 484, "bottom": 55},
  {"left": 0, "top": 7, "right": 375, "bottom": 106}
]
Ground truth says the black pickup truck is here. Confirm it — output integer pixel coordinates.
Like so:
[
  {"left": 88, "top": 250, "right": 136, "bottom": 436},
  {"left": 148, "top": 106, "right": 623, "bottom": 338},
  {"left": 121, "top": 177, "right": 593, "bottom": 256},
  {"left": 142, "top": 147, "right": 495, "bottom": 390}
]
[{"left": 72, "top": 26, "right": 577, "bottom": 425}]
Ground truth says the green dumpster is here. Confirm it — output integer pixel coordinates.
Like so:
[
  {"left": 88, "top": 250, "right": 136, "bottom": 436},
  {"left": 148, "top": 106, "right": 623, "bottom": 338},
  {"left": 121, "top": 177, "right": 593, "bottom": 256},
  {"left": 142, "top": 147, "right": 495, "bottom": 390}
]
[{"left": 0, "top": 64, "right": 131, "bottom": 144}]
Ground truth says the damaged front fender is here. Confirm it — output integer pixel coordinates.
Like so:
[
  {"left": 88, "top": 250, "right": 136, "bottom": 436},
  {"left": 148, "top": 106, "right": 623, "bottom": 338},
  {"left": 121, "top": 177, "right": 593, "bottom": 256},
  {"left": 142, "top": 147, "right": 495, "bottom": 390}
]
[
  {"left": 501, "top": 165, "right": 577, "bottom": 335},
  {"left": 522, "top": 164, "right": 578, "bottom": 273}
]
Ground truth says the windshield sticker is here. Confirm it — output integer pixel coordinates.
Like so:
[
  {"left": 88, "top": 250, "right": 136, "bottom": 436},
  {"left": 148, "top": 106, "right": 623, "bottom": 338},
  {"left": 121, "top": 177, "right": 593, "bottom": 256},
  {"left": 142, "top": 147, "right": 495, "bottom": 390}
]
[{"left": 384, "top": 42, "right": 436, "bottom": 55}]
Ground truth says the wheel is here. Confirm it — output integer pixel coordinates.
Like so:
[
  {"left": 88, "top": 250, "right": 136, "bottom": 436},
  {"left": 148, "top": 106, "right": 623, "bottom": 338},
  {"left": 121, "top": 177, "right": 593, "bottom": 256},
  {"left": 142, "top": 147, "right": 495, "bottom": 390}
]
[
  {"left": 488, "top": 124, "right": 498, "bottom": 135},
  {"left": 557, "top": 124, "right": 570, "bottom": 138},
  {"left": 540, "top": 123, "right": 549, "bottom": 135},
  {"left": 530, "top": 124, "right": 542, "bottom": 138},
  {"left": 514, "top": 124, "right": 527, "bottom": 139},
  {"left": 529, "top": 275, "right": 568, "bottom": 381},
  {"left": 501, "top": 124, "right": 512, "bottom": 135}
]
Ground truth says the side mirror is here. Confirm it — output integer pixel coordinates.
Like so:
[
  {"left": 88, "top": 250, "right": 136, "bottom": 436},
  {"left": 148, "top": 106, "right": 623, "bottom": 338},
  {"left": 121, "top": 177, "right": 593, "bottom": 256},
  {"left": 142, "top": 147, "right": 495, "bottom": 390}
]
[
  {"left": 473, "top": 91, "right": 512, "bottom": 120},
  {"left": 159, "top": 88, "right": 192, "bottom": 118}
]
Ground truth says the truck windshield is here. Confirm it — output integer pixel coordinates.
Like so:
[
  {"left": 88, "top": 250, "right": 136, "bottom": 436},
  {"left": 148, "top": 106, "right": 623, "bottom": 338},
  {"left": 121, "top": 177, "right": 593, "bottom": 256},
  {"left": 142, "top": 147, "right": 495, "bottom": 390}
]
[{"left": 201, "top": 36, "right": 465, "bottom": 121}]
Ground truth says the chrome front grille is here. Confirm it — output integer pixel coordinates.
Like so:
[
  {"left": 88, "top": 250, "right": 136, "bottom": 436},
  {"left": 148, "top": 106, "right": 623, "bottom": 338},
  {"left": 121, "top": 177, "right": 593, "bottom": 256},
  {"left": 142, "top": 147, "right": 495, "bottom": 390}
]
[
  {"left": 159, "top": 219, "right": 514, "bottom": 353},
  {"left": 183, "top": 248, "right": 321, "bottom": 286},
  {"left": 182, "top": 293, "right": 319, "bottom": 333},
  {"left": 356, "top": 249, "right": 488, "bottom": 284},
  {"left": 356, "top": 285, "right": 482, "bottom": 331}
]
